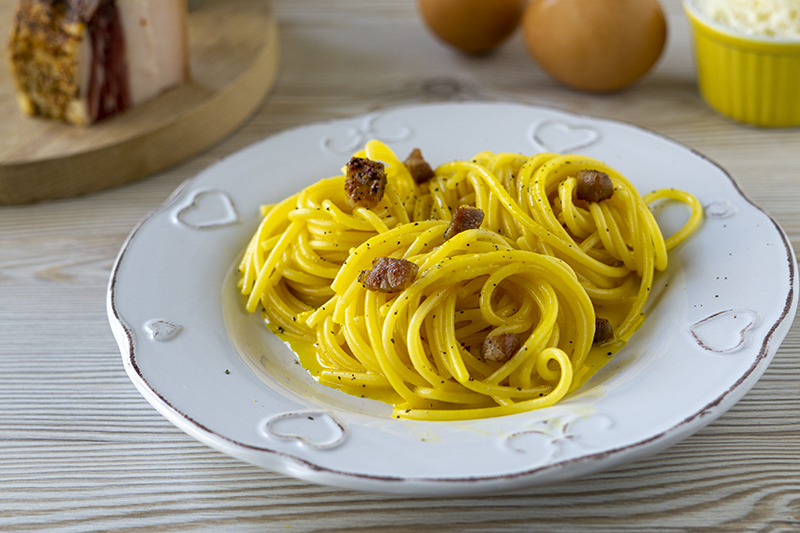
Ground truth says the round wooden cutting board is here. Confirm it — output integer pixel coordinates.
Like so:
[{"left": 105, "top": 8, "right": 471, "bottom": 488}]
[{"left": 0, "top": 0, "right": 279, "bottom": 205}]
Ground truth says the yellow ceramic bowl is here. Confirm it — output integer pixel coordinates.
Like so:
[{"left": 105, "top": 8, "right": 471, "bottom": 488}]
[{"left": 683, "top": 0, "right": 800, "bottom": 127}]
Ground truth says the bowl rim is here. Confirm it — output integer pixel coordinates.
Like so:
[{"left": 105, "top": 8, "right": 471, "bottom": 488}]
[{"left": 682, "top": 0, "right": 800, "bottom": 50}]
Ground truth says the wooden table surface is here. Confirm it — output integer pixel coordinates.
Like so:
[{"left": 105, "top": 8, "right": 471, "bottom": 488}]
[{"left": 2, "top": 0, "right": 799, "bottom": 531}]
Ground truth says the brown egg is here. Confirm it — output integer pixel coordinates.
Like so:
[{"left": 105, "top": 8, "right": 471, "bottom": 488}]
[
  {"left": 418, "top": 0, "right": 525, "bottom": 54},
  {"left": 522, "top": 0, "right": 667, "bottom": 92}
]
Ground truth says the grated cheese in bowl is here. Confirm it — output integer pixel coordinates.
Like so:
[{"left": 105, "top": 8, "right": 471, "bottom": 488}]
[{"left": 695, "top": 0, "right": 800, "bottom": 38}]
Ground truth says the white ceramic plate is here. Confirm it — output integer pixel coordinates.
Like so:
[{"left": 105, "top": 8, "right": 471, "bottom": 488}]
[{"left": 108, "top": 102, "right": 797, "bottom": 495}]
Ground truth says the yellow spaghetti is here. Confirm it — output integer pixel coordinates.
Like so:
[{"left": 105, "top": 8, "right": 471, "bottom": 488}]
[{"left": 238, "top": 140, "right": 702, "bottom": 420}]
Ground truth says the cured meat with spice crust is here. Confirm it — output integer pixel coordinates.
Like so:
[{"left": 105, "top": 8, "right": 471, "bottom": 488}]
[{"left": 7, "top": 0, "right": 189, "bottom": 125}]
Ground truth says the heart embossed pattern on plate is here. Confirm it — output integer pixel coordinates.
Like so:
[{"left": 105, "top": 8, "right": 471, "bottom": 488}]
[
  {"left": 689, "top": 309, "right": 762, "bottom": 354},
  {"left": 531, "top": 120, "right": 601, "bottom": 154},
  {"left": 263, "top": 411, "right": 347, "bottom": 450},
  {"left": 175, "top": 190, "right": 240, "bottom": 230}
]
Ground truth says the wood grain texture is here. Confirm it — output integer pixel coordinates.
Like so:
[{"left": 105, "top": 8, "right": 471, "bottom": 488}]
[
  {"left": 1, "top": 0, "right": 800, "bottom": 531},
  {"left": 0, "top": 0, "right": 279, "bottom": 205}
]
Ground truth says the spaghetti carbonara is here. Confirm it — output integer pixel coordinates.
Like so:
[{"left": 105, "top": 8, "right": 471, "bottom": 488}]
[{"left": 238, "top": 140, "right": 702, "bottom": 420}]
